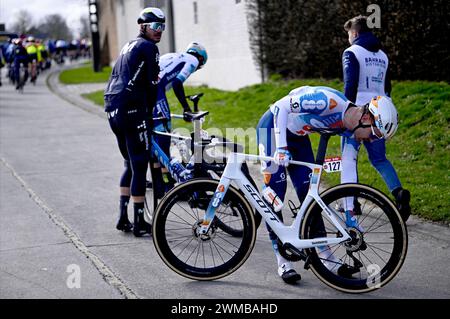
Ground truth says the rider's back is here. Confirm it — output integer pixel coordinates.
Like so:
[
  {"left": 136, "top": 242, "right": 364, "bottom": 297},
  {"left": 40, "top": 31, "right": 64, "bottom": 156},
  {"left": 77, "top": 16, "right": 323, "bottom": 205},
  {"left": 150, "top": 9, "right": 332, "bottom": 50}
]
[
  {"left": 104, "top": 36, "right": 160, "bottom": 112},
  {"left": 158, "top": 52, "right": 199, "bottom": 89}
]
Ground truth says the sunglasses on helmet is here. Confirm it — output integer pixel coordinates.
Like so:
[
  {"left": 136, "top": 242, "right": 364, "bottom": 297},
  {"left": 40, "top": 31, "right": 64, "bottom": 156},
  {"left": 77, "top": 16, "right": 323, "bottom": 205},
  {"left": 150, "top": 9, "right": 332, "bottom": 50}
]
[{"left": 142, "top": 22, "right": 165, "bottom": 32}]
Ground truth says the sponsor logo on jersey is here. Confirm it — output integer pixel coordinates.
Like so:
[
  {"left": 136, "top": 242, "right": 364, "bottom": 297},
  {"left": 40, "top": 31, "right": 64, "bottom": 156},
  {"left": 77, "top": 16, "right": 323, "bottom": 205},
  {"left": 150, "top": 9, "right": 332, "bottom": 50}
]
[
  {"left": 290, "top": 97, "right": 300, "bottom": 111},
  {"left": 364, "top": 56, "right": 387, "bottom": 67},
  {"left": 299, "top": 91, "right": 328, "bottom": 113},
  {"left": 371, "top": 71, "right": 384, "bottom": 84},
  {"left": 301, "top": 114, "right": 342, "bottom": 130},
  {"left": 329, "top": 98, "right": 337, "bottom": 110}
]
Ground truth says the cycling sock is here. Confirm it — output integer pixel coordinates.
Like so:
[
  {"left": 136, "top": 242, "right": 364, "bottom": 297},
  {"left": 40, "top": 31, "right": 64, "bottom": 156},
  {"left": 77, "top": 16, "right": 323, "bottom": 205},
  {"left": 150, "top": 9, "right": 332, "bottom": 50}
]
[
  {"left": 119, "top": 195, "right": 130, "bottom": 217},
  {"left": 133, "top": 202, "right": 145, "bottom": 216},
  {"left": 133, "top": 202, "right": 151, "bottom": 236},
  {"left": 271, "top": 239, "right": 290, "bottom": 267},
  {"left": 116, "top": 196, "right": 132, "bottom": 232}
]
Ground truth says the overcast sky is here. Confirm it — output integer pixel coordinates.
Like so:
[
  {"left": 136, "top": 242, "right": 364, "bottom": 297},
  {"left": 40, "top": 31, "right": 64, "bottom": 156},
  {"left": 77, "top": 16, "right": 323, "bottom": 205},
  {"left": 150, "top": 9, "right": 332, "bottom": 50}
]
[{"left": 0, "top": 0, "right": 88, "bottom": 36}]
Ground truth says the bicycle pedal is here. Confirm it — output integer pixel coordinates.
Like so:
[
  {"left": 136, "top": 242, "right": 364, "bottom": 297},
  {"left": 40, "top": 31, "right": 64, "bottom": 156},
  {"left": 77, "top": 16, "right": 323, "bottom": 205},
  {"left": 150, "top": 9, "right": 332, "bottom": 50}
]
[
  {"left": 282, "top": 243, "right": 307, "bottom": 261},
  {"left": 303, "top": 255, "right": 312, "bottom": 270}
]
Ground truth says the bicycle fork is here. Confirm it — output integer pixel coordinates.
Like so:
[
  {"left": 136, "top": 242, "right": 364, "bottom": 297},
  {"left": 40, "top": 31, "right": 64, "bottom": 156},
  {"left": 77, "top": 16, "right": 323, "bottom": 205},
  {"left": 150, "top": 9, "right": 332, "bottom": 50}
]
[{"left": 199, "top": 174, "right": 232, "bottom": 235}]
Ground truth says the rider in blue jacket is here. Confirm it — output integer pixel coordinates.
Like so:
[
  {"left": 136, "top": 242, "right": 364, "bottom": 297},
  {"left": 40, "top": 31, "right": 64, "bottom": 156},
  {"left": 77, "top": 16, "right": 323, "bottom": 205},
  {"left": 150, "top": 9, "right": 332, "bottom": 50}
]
[{"left": 104, "top": 7, "right": 165, "bottom": 237}]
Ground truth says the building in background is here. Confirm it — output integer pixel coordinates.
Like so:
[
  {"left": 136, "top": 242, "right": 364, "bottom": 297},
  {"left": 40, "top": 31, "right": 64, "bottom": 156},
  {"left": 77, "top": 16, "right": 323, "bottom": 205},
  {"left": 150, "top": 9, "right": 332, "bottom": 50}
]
[{"left": 97, "top": 0, "right": 261, "bottom": 90}]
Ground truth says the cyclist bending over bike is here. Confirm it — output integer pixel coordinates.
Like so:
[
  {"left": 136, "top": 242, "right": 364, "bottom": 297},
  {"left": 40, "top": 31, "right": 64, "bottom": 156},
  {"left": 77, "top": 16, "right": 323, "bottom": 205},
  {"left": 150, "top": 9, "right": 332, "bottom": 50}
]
[
  {"left": 151, "top": 42, "right": 208, "bottom": 195},
  {"left": 256, "top": 86, "right": 399, "bottom": 284}
]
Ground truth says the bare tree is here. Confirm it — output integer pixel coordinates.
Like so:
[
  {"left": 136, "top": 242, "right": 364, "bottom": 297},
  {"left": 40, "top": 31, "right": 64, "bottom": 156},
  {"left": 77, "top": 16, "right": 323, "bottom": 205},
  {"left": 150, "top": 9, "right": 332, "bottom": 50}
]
[
  {"left": 37, "top": 14, "right": 73, "bottom": 40},
  {"left": 11, "top": 10, "right": 35, "bottom": 34},
  {"left": 80, "top": 16, "right": 91, "bottom": 40}
]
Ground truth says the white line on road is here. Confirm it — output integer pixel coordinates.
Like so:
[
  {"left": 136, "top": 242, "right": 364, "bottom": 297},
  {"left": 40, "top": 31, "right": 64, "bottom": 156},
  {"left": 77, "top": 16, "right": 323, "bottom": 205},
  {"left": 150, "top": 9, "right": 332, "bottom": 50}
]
[{"left": 0, "top": 156, "right": 140, "bottom": 299}]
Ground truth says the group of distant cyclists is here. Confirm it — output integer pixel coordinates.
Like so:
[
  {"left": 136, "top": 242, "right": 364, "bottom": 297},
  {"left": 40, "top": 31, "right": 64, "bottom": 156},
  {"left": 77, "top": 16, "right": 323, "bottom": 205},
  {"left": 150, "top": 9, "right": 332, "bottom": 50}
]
[
  {"left": 104, "top": 7, "right": 411, "bottom": 284},
  {"left": 0, "top": 36, "right": 91, "bottom": 91}
]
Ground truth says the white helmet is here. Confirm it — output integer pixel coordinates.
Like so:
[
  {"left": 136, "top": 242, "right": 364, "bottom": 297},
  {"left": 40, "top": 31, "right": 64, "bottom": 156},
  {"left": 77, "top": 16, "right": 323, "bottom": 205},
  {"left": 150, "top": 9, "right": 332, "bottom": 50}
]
[
  {"left": 186, "top": 42, "right": 207, "bottom": 68},
  {"left": 368, "top": 96, "right": 399, "bottom": 140},
  {"left": 137, "top": 7, "right": 165, "bottom": 24}
]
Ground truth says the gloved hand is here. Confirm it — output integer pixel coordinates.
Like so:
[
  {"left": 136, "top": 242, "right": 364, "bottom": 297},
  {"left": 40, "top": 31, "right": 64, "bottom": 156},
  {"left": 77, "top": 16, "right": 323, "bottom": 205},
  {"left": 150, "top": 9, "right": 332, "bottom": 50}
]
[
  {"left": 274, "top": 147, "right": 291, "bottom": 167},
  {"left": 183, "top": 105, "right": 193, "bottom": 122}
]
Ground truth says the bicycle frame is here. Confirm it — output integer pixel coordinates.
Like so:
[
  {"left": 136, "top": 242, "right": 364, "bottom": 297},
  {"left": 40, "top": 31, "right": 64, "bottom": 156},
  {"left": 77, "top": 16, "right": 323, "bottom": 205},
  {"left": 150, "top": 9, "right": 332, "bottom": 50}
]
[
  {"left": 200, "top": 152, "right": 352, "bottom": 250},
  {"left": 150, "top": 111, "right": 219, "bottom": 183}
]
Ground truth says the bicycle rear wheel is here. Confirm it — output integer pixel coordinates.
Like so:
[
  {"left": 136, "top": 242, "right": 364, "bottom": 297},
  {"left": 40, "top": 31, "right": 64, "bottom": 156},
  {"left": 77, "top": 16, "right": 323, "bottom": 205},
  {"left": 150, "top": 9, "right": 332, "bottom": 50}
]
[
  {"left": 153, "top": 178, "right": 256, "bottom": 280},
  {"left": 301, "top": 183, "right": 408, "bottom": 293}
]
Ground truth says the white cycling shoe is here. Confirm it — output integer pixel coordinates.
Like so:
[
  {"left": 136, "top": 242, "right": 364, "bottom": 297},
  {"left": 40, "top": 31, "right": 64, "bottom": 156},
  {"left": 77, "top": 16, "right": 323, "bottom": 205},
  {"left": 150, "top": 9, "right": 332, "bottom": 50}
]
[{"left": 277, "top": 262, "right": 301, "bottom": 284}]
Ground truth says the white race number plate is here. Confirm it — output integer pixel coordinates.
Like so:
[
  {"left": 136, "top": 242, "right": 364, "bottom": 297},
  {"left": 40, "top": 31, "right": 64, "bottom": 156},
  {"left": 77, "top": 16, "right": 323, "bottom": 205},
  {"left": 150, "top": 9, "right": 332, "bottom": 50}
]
[{"left": 323, "top": 157, "right": 342, "bottom": 173}]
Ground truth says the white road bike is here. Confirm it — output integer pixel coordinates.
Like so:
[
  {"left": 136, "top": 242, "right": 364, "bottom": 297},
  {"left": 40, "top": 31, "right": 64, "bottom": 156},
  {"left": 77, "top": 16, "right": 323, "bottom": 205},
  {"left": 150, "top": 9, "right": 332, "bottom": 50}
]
[{"left": 152, "top": 130, "right": 408, "bottom": 293}]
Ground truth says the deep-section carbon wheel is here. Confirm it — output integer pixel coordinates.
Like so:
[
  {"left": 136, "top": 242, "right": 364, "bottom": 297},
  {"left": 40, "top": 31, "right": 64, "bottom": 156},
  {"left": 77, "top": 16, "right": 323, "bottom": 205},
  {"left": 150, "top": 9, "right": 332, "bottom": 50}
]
[
  {"left": 153, "top": 178, "right": 256, "bottom": 280},
  {"left": 301, "top": 183, "right": 408, "bottom": 293}
]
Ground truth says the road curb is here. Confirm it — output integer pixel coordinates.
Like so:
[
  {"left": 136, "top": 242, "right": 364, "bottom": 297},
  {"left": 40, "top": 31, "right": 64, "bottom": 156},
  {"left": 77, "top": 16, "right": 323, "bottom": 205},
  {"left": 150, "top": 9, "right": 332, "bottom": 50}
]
[{"left": 46, "top": 66, "right": 106, "bottom": 119}]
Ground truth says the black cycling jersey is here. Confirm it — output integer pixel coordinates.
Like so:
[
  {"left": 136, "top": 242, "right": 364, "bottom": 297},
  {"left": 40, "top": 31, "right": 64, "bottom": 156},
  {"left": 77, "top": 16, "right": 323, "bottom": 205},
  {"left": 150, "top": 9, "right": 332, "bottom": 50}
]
[{"left": 104, "top": 35, "right": 160, "bottom": 113}]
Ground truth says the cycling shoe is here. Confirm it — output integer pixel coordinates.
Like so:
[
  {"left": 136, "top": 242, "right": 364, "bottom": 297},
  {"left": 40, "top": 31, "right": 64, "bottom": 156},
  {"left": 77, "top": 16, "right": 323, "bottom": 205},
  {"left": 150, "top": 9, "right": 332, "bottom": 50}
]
[
  {"left": 278, "top": 262, "right": 301, "bottom": 284},
  {"left": 395, "top": 188, "right": 411, "bottom": 222},
  {"left": 116, "top": 218, "right": 133, "bottom": 232},
  {"left": 133, "top": 210, "right": 152, "bottom": 237}
]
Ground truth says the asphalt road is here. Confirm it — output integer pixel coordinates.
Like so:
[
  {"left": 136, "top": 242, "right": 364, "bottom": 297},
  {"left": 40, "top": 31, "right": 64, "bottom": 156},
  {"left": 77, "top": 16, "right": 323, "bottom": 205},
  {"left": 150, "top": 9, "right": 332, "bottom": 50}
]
[{"left": 0, "top": 66, "right": 449, "bottom": 299}]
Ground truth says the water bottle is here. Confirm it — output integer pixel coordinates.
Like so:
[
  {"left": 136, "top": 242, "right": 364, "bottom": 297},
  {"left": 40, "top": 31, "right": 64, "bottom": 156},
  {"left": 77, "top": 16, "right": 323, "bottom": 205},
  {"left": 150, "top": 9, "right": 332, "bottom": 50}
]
[
  {"left": 176, "top": 140, "right": 189, "bottom": 162},
  {"left": 170, "top": 158, "right": 193, "bottom": 182},
  {"left": 262, "top": 186, "right": 284, "bottom": 212}
]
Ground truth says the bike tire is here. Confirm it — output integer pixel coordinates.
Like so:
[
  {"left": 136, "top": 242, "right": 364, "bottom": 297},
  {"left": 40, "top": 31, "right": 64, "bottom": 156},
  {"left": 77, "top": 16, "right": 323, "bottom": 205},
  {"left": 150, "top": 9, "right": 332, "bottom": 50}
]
[
  {"left": 300, "top": 183, "right": 408, "bottom": 293},
  {"left": 153, "top": 178, "right": 256, "bottom": 280}
]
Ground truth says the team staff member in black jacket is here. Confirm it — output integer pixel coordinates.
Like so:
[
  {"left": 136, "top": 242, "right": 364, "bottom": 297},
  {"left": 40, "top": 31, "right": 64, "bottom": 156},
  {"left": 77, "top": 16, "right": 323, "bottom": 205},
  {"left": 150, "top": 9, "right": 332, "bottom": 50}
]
[{"left": 104, "top": 7, "right": 165, "bottom": 237}]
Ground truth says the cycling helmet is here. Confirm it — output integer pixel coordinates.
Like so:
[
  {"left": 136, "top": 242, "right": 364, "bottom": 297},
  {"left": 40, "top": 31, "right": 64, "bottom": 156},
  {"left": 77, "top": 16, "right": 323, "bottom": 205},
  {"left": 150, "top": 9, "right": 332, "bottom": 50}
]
[
  {"left": 27, "top": 36, "right": 35, "bottom": 43},
  {"left": 368, "top": 96, "right": 399, "bottom": 140},
  {"left": 186, "top": 42, "right": 208, "bottom": 68},
  {"left": 137, "top": 7, "right": 165, "bottom": 24}
]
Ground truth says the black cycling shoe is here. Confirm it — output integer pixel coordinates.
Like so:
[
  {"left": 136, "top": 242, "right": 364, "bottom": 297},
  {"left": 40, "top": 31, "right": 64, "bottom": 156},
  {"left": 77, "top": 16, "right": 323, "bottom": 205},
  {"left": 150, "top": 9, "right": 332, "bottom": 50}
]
[
  {"left": 133, "top": 210, "right": 152, "bottom": 237},
  {"left": 116, "top": 218, "right": 133, "bottom": 232},
  {"left": 278, "top": 263, "right": 301, "bottom": 284},
  {"left": 133, "top": 221, "right": 152, "bottom": 237},
  {"left": 394, "top": 188, "right": 411, "bottom": 222}
]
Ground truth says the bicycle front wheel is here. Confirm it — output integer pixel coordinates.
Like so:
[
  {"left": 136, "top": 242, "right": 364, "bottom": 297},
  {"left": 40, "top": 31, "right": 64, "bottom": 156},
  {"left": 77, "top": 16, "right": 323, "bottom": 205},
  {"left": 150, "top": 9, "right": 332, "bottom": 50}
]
[
  {"left": 301, "top": 183, "right": 408, "bottom": 293},
  {"left": 153, "top": 178, "right": 256, "bottom": 281}
]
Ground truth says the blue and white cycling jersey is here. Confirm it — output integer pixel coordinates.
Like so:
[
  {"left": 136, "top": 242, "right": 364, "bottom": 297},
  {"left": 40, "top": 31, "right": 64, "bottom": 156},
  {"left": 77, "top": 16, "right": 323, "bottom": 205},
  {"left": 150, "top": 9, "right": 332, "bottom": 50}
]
[
  {"left": 153, "top": 52, "right": 199, "bottom": 118},
  {"left": 270, "top": 86, "right": 352, "bottom": 147},
  {"left": 158, "top": 52, "right": 199, "bottom": 88}
]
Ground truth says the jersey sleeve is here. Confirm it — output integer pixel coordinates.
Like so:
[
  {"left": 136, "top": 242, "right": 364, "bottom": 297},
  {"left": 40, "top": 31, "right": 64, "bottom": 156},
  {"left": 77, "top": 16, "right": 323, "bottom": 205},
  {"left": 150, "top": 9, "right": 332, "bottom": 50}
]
[
  {"left": 142, "top": 42, "right": 160, "bottom": 87},
  {"left": 270, "top": 96, "right": 291, "bottom": 148},
  {"left": 176, "top": 58, "right": 199, "bottom": 83},
  {"left": 342, "top": 50, "right": 359, "bottom": 103}
]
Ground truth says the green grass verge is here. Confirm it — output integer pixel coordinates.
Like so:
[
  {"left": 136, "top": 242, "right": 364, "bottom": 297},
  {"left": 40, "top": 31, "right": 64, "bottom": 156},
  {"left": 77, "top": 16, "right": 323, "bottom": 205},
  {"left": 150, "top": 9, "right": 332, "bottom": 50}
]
[
  {"left": 59, "top": 64, "right": 112, "bottom": 84},
  {"left": 83, "top": 79, "right": 450, "bottom": 223}
]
